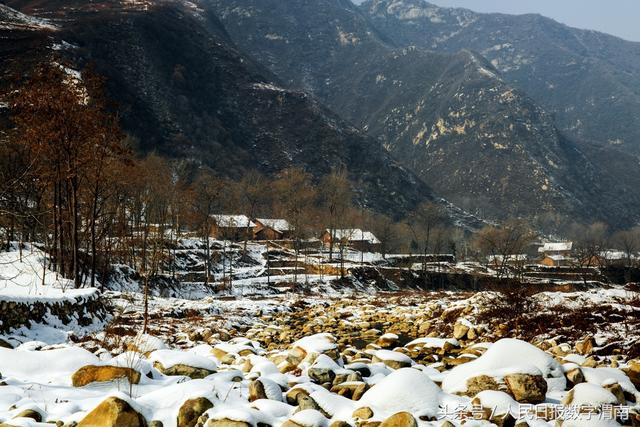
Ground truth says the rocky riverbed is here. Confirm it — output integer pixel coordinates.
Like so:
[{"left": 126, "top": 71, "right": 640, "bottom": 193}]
[{"left": 1, "top": 286, "right": 639, "bottom": 427}]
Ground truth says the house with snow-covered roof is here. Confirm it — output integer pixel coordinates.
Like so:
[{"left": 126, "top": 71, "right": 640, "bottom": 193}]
[
  {"left": 210, "top": 214, "right": 256, "bottom": 241},
  {"left": 538, "top": 241, "right": 573, "bottom": 257},
  {"left": 320, "top": 228, "right": 381, "bottom": 252},
  {"left": 253, "top": 218, "right": 293, "bottom": 240}
]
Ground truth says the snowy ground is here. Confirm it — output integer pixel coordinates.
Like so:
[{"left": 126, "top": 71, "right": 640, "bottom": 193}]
[
  {"left": 0, "top": 243, "right": 97, "bottom": 302},
  {"left": 1, "top": 242, "right": 640, "bottom": 426}
]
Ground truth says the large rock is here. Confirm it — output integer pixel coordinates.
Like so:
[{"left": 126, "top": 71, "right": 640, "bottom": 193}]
[
  {"left": 371, "top": 350, "right": 412, "bottom": 370},
  {"left": 154, "top": 362, "right": 215, "bottom": 380},
  {"left": 77, "top": 396, "right": 146, "bottom": 427},
  {"left": 13, "top": 409, "right": 42, "bottom": 422},
  {"left": 353, "top": 407, "right": 374, "bottom": 420},
  {"left": 624, "top": 360, "right": 640, "bottom": 389},
  {"left": 248, "top": 378, "right": 283, "bottom": 402},
  {"left": 453, "top": 323, "right": 470, "bottom": 340},
  {"left": 465, "top": 375, "right": 500, "bottom": 396},
  {"left": 178, "top": 397, "right": 213, "bottom": 427},
  {"left": 72, "top": 365, "right": 141, "bottom": 387},
  {"left": 565, "top": 367, "right": 585, "bottom": 387},
  {"left": 308, "top": 367, "right": 336, "bottom": 384},
  {"left": 504, "top": 374, "right": 547, "bottom": 404},
  {"left": 379, "top": 412, "right": 418, "bottom": 427},
  {"left": 575, "top": 337, "right": 596, "bottom": 356},
  {"left": 206, "top": 419, "right": 251, "bottom": 427}
]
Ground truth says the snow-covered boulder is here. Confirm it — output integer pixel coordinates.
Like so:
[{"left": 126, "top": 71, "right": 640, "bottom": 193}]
[
  {"left": 371, "top": 350, "right": 413, "bottom": 370},
  {"left": 379, "top": 411, "right": 418, "bottom": 427},
  {"left": 441, "top": 338, "right": 564, "bottom": 402},
  {"left": 71, "top": 365, "right": 141, "bottom": 387},
  {"left": 0, "top": 346, "right": 99, "bottom": 384},
  {"left": 359, "top": 368, "right": 442, "bottom": 419},
  {"left": 177, "top": 397, "right": 213, "bottom": 427},
  {"left": 149, "top": 349, "right": 217, "bottom": 379},
  {"left": 248, "top": 377, "right": 284, "bottom": 402},
  {"left": 77, "top": 396, "right": 146, "bottom": 427},
  {"left": 563, "top": 382, "right": 619, "bottom": 407}
]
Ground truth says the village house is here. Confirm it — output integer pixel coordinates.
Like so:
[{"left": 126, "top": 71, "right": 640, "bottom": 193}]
[
  {"left": 253, "top": 218, "right": 293, "bottom": 240},
  {"left": 320, "top": 228, "right": 382, "bottom": 252},
  {"left": 538, "top": 241, "right": 573, "bottom": 257},
  {"left": 587, "top": 250, "right": 633, "bottom": 267},
  {"left": 210, "top": 214, "right": 255, "bottom": 241},
  {"left": 539, "top": 254, "right": 572, "bottom": 267},
  {"left": 537, "top": 241, "right": 574, "bottom": 266}
]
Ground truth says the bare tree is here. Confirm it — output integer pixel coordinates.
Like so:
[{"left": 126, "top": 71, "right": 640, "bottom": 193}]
[
  {"left": 189, "top": 172, "right": 224, "bottom": 287},
  {"left": 319, "top": 168, "right": 352, "bottom": 260},
  {"left": 272, "top": 168, "right": 317, "bottom": 284},
  {"left": 569, "top": 222, "right": 609, "bottom": 285},
  {"left": 612, "top": 227, "right": 640, "bottom": 268},
  {"left": 472, "top": 220, "right": 536, "bottom": 280}
]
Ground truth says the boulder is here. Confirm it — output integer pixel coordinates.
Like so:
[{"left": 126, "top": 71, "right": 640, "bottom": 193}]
[
  {"left": 603, "top": 383, "right": 626, "bottom": 405},
  {"left": 286, "top": 388, "right": 310, "bottom": 405},
  {"left": 178, "top": 397, "right": 214, "bottom": 427},
  {"left": 379, "top": 412, "right": 418, "bottom": 427},
  {"left": 376, "top": 333, "right": 399, "bottom": 349},
  {"left": 308, "top": 367, "right": 335, "bottom": 384},
  {"left": 575, "top": 337, "right": 596, "bottom": 356},
  {"left": 465, "top": 375, "right": 500, "bottom": 396},
  {"left": 371, "top": 351, "right": 412, "bottom": 370},
  {"left": 453, "top": 323, "right": 470, "bottom": 340},
  {"left": 72, "top": 365, "right": 141, "bottom": 387},
  {"left": 248, "top": 378, "right": 283, "bottom": 402},
  {"left": 331, "top": 382, "right": 368, "bottom": 400},
  {"left": 154, "top": 362, "right": 215, "bottom": 380},
  {"left": 77, "top": 396, "right": 146, "bottom": 427},
  {"left": 13, "top": 409, "right": 42, "bottom": 422},
  {"left": 565, "top": 367, "right": 584, "bottom": 387},
  {"left": 624, "top": 360, "right": 640, "bottom": 389},
  {"left": 206, "top": 420, "right": 251, "bottom": 427},
  {"left": 352, "top": 407, "right": 374, "bottom": 420},
  {"left": 562, "top": 383, "right": 618, "bottom": 408},
  {"left": 504, "top": 373, "right": 547, "bottom": 404}
]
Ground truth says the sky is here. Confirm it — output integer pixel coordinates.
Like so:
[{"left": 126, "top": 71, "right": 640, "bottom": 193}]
[{"left": 356, "top": 0, "right": 640, "bottom": 42}]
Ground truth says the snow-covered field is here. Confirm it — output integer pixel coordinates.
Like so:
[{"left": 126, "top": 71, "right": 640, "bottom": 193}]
[{"left": 1, "top": 242, "right": 639, "bottom": 426}]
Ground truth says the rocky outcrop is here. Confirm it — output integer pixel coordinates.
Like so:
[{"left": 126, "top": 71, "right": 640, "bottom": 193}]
[{"left": 0, "top": 292, "right": 108, "bottom": 334}]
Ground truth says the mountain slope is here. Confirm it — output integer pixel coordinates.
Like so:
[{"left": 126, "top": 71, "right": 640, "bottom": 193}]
[
  {"left": 362, "top": 0, "right": 640, "bottom": 155},
  {"left": 206, "top": 0, "right": 640, "bottom": 228},
  {"left": 0, "top": 0, "right": 439, "bottom": 217}
]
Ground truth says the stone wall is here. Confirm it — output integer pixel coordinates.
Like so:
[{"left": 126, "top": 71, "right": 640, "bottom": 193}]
[{"left": 0, "top": 292, "right": 109, "bottom": 334}]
